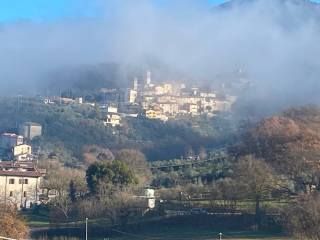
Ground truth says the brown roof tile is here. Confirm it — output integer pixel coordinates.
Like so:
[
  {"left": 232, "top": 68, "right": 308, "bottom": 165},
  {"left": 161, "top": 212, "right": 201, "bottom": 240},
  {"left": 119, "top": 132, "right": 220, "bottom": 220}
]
[{"left": 0, "top": 170, "right": 42, "bottom": 178}]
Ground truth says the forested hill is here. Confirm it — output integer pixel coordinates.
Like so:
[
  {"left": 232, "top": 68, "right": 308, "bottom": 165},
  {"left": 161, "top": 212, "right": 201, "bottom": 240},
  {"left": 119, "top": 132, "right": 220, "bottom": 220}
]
[
  {"left": 232, "top": 105, "right": 320, "bottom": 190},
  {"left": 0, "top": 97, "right": 235, "bottom": 163}
]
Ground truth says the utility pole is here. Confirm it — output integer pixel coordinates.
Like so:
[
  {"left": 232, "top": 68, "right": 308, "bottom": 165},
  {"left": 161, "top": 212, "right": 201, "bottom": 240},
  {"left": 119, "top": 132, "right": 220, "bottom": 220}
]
[{"left": 85, "top": 217, "right": 88, "bottom": 240}]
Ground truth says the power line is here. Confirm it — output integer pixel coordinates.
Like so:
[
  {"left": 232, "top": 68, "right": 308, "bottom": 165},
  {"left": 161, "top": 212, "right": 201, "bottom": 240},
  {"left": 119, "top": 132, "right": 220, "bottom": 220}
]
[{"left": 148, "top": 153, "right": 228, "bottom": 170}]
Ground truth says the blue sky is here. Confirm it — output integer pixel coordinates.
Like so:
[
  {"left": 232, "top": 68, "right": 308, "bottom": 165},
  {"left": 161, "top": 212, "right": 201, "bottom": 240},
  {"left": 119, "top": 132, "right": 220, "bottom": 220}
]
[
  {"left": 0, "top": 0, "right": 319, "bottom": 22},
  {"left": 0, "top": 0, "right": 225, "bottom": 22},
  {"left": 0, "top": 0, "right": 104, "bottom": 22}
]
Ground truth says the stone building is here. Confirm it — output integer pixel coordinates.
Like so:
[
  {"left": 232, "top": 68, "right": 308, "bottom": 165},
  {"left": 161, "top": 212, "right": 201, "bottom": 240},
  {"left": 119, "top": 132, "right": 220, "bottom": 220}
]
[{"left": 19, "top": 122, "right": 42, "bottom": 140}]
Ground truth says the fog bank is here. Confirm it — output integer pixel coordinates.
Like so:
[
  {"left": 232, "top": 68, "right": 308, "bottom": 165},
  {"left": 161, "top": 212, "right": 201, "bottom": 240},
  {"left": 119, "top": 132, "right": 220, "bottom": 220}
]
[{"left": 0, "top": 0, "right": 320, "bottom": 114}]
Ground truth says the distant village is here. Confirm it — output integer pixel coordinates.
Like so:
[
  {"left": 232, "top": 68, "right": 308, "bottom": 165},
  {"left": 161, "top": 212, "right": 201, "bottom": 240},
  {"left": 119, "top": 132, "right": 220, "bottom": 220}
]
[{"left": 43, "top": 71, "right": 243, "bottom": 127}]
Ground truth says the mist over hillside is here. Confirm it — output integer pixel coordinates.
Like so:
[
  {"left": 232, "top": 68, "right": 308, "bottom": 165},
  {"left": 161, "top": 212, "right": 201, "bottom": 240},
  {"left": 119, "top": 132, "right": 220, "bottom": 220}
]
[
  {"left": 0, "top": 0, "right": 319, "bottom": 116},
  {"left": 2, "top": 3, "right": 320, "bottom": 237}
]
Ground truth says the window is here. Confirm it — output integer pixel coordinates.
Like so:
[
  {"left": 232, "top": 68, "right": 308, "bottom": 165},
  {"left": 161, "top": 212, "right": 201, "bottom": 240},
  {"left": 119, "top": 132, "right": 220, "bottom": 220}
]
[
  {"left": 19, "top": 179, "right": 28, "bottom": 184},
  {"left": 9, "top": 179, "right": 15, "bottom": 184},
  {"left": 9, "top": 191, "right": 13, "bottom": 197}
]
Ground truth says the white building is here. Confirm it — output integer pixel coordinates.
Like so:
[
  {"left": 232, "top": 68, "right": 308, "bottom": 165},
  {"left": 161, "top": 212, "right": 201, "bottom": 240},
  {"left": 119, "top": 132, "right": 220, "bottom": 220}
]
[
  {"left": 12, "top": 144, "right": 32, "bottom": 161},
  {"left": 75, "top": 97, "right": 83, "bottom": 104},
  {"left": 145, "top": 71, "right": 152, "bottom": 87},
  {"left": 143, "top": 189, "right": 155, "bottom": 209},
  {"left": 0, "top": 161, "right": 43, "bottom": 209},
  {"left": 107, "top": 105, "right": 118, "bottom": 113},
  {"left": 133, "top": 78, "right": 139, "bottom": 91},
  {"left": 125, "top": 89, "right": 138, "bottom": 103},
  {"left": 104, "top": 114, "right": 121, "bottom": 127}
]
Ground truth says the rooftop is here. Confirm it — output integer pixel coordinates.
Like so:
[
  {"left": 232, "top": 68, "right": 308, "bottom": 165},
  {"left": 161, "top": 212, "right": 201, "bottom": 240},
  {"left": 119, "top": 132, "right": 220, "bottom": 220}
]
[
  {"left": 21, "top": 122, "right": 41, "bottom": 127},
  {"left": 0, "top": 161, "right": 43, "bottom": 177},
  {"left": 0, "top": 169, "right": 42, "bottom": 178}
]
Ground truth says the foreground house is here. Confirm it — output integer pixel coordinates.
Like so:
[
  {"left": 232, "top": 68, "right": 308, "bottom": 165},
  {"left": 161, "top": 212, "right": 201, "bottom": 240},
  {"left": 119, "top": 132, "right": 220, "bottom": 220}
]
[{"left": 0, "top": 161, "right": 43, "bottom": 209}]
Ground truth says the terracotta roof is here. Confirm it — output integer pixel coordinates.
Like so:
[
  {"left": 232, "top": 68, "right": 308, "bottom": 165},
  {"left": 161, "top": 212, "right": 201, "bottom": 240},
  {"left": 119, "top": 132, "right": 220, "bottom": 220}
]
[
  {"left": 0, "top": 170, "right": 42, "bottom": 177},
  {"left": 0, "top": 161, "right": 43, "bottom": 177},
  {"left": 0, "top": 162, "right": 14, "bottom": 167},
  {"left": 0, "top": 161, "right": 36, "bottom": 168}
]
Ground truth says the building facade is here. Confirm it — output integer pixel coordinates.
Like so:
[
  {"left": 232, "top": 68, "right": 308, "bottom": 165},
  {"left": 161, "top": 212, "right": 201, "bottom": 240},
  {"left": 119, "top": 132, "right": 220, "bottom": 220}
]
[
  {"left": 104, "top": 114, "right": 121, "bottom": 127},
  {"left": 0, "top": 162, "right": 43, "bottom": 209},
  {"left": 19, "top": 122, "right": 42, "bottom": 140}
]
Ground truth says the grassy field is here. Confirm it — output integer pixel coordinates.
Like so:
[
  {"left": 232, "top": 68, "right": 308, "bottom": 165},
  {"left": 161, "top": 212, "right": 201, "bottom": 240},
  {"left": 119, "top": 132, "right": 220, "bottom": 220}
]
[
  {"left": 25, "top": 211, "right": 289, "bottom": 240},
  {"left": 29, "top": 221, "right": 289, "bottom": 240},
  {"left": 22, "top": 211, "right": 51, "bottom": 228}
]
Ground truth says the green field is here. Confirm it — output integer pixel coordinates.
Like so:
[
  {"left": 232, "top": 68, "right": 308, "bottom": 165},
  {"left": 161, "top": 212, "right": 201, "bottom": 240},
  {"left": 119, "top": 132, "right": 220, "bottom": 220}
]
[
  {"left": 33, "top": 229, "right": 289, "bottom": 240},
  {"left": 30, "top": 223, "right": 288, "bottom": 240},
  {"left": 25, "top": 211, "right": 288, "bottom": 240}
]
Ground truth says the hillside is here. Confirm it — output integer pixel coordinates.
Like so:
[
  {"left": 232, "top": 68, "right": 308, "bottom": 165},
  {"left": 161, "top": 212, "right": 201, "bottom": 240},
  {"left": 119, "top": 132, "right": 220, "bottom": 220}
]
[
  {"left": 232, "top": 106, "right": 320, "bottom": 190},
  {"left": 0, "top": 97, "right": 235, "bottom": 163}
]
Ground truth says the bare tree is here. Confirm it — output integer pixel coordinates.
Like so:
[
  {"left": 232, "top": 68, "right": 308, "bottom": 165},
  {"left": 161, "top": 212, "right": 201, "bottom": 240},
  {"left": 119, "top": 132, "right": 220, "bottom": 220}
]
[
  {"left": 82, "top": 145, "right": 115, "bottom": 166},
  {"left": 115, "top": 149, "right": 152, "bottom": 186},
  {"left": 233, "top": 155, "right": 279, "bottom": 228},
  {"left": 50, "top": 194, "right": 73, "bottom": 219},
  {"left": 40, "top": 160, "right": 87, "bottom": 198},
  {"left": 40, "top": 159, "right": 87, "bottom": 220},
  {"left": 284, "top": 194, "right": 320, "bottom": 240},
  {"left": 233, "top": 113, "right": 320, "bottom": 192}
]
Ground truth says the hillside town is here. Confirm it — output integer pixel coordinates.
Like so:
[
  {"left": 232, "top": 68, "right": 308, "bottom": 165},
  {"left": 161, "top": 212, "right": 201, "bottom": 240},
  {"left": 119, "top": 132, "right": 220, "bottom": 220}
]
[
  {"left": 124, "top": 71, "right": 237, "bottom": 122},
  {"left": 43, "top": 71, "right": 240, "bottom": 126}
]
